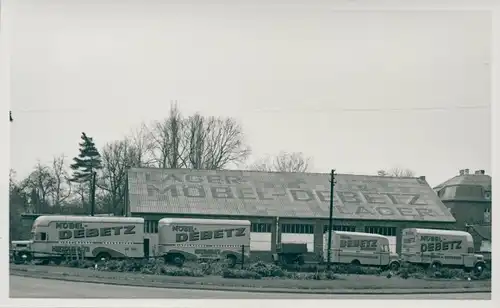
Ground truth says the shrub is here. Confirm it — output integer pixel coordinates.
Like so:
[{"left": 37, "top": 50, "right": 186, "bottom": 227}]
[
  {"left": 248, "top": 261, "right": 286, "bottom": 278},
  {"left": 433, "top": 268, "right": 466, "bottom": 280},
  {"left": 331, "top": 264, "right": 382, "bottom": 275},
  {"left": 397, "top": 262, "right": 430, "bottom": 279},
  {"left": 161, "top": 267, "right": 204, "bottom": 277},
  {"left": 67, "top": 259, "right": 95, "bottom": 269},
  {"left": 285, "top": 271, "right": 338, "bottom": 280},
  {"left": 222, "top": 269, "right": 262, "bottom": 279},
  {"left": 200, "top": 261, "right": 227, "bottom": 276}
]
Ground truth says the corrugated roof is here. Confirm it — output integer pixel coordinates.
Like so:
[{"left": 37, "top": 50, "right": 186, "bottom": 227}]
[{"left": 127, "top": 168, "right": 455, "bottom": 223}]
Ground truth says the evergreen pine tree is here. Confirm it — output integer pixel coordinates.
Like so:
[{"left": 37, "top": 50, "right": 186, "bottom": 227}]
[
  {"left": 70, "top": 132, "right": 103, "bottom": 183},
  {"left": 70, "top": 132, "right": 102, "bottom": 215}
]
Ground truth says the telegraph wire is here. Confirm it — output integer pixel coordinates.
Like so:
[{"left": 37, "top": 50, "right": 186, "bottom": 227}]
[
  {"left": 11, "top": 104, "right": 489, "bottom": 115},
  {"left": 249, "top": 105, "right": 490, "bottom": 113}
]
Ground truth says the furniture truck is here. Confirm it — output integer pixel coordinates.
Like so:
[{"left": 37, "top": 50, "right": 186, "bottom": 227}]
[
  {"left": 23, "top": 215, "right": 146, "bottom": 264},
  {"left": 401, "top": 228, "right": 486, "bottom": 274},
  {"left": 158, "top": 217, "right": 251, "bottom": 267},
  {"left": 323, "top": 231, "right": 401, "bottom": 271}
]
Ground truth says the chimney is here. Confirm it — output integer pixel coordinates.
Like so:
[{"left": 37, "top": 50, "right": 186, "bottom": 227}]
[
  {"left": 480, "top": 170, "right": 485, "bottom": 175},
  {"left": 419, "top": 176, "right": 426, "bottom": 181},
  {"left": 464, "top": 169, "right": 470, "bottom": 175},
  {"left": 459, "top": 169, "right": 465, "bottom": 176}
]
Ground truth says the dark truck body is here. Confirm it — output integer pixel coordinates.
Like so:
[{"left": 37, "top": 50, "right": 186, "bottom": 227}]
[{"left": 273, "top": 243, "right": 308, "bottom": 265}]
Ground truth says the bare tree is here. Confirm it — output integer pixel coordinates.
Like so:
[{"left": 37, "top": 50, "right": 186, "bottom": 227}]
[
  {"left": 9, "top": 169, "right": 30, "bottom": 240},
  {"left": 145, "top": 104, "right": 251, "bottom": 170},
  {"left": 25, "top": 161, "right": 56, "bottom": 212},
  {"left": 184, "top": 113, "right": 207, "bottom": 169},
  {"left": 377, "top": 167, "right": 415, "bottom": 177},
  {"left": 188, "top": 116, "right": 251, "bottom": 169},
  {"left": 147, "top": 103, "right": 187, "bottom": 168},
  {"left": 128, "top": 123, "right": 156, "bottom": 167},
  {"left": 49, "top": 155, "right": 72, "bottom": 210},
  {"left": 250, "top": 152, "right": 311, "bottom": 172},
  {"left": 99, "top": 138, "right": 142, "bottom": 215}
]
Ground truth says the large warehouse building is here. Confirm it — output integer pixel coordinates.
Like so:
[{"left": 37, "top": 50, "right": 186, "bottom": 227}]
[{"left": 126, "top": 167, "right": 456, "bottom": 258}]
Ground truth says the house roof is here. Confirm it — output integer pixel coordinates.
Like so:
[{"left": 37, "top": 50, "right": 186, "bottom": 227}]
[
  {"left": 434, "top": 174, "right": 491, "bottom": 191},
  {"left": 433, "top": 174, "right": 491, "bottom": 202},
  {"left": 127, "top": 168, "right": 455, "bottom": 223},
  {"left": 467, "top": 224, "right": 491, "bottom": 241}
]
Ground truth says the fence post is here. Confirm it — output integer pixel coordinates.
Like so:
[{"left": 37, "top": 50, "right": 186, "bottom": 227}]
[{"left": 241, "top": 245, "right": 245, "bottom": 269}]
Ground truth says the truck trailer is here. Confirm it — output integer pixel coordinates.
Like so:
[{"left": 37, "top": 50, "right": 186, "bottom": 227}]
[
  {"left": 27, "top": 215, "right": 146, "bottom": 263},
  {"left": 158, "top": 218, "right": 251, "bottom": 267},
  {"left": 401, "top": 228, "right": 486, "bottom": 273},
  {"left": 323, "top": 231, "right": 400, "bottom": 270}
]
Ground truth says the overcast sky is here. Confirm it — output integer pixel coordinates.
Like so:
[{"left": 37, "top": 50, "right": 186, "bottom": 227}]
[{"left": 8, "top": 1, "right": 491, "bottom": 187}]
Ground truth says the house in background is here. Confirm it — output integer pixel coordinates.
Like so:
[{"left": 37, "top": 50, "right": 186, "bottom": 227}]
[
  {"left": 465, "top": 224, "right": 491, "bottom": 262},
  {"left": 433, "top": 169, "right": 491, "bottom": 260}
]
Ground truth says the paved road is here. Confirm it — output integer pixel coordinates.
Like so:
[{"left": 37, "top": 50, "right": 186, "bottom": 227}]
[{"left": 9, "top": 276, "right": 491, "bottom": 299}]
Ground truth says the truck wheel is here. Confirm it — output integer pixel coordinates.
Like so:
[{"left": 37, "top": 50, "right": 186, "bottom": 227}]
[
  {"left": 41, "top": 259, "right": 50, "bottom": 265},
  {"left": 473, "top": 262, "right": 485, "bottom": 275},
  {"left": 19, "top": 252, "right": 32, "bottom": 263},
  {"left": 171, "top": 254, "right": 185, "bottom": 267},
  {"left": 431, "top": 262, "right": 441, "bottom": 271},
  {"left": 389, "top": 261, "right": 400, "bottom": 272},
  {"left": 52, "top": 258, "right": 62, "bottom": 265},
  {"left": 226, "top": 255, "right": 237, "bottom": 268},
  {"left": 351, "top": 260, "right": 361, "bottom": 266},
  {"left": 96, "top": 253, "right": 111, "bottom": 262}
]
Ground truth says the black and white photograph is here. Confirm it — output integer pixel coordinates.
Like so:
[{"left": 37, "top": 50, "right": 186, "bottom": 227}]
[{"left": 3, "top": 0, "right": 495, "bottom": 303}]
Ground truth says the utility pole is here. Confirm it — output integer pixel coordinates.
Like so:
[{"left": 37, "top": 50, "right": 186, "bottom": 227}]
[
  {"left": 90, "top": 171, "right": 97, "bottom": 216},
  {"left": 326, "top": 169, "right": 336, "bottom": 271}
]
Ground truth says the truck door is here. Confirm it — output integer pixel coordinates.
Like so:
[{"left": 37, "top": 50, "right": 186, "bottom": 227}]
[
  {"left": 379, "top": 244, "right": 390, "bottom": 266},
  {"left": 144, "top": 238, "right": 150, "bottom": 258}
]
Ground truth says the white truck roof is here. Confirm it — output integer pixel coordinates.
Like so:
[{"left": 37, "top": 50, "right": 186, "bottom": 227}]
[
  {"left": 159, "top": 218, "right": 250, "bottom": 226},
  {"left": 33, "top": 215, "right": 144, "bottom": 227},
  {"left": 326, "top": 231, "right": 389, "bottom": 239},
  {"left": 408, "top": 228, "right": 473, "bottom": 239}
]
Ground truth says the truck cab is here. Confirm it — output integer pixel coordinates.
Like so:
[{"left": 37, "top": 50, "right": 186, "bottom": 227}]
[{"left": 10, "top": 240, "right": 33, "bottom": 263}]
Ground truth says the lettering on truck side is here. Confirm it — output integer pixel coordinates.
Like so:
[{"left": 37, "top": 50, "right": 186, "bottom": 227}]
[
  {"left": 421, "top": 241, "right": 462, "bottom": 252},
  {"left": 175, "top": 227, "right": 247, "bottom": 243},
  {"left": 339, "top": 239, "right": 378, "bottom": 250},
  {"left": 56, "top": 224, "right": 136, "bottom": 240}
]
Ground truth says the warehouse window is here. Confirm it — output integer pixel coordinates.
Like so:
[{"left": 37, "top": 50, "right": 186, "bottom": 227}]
[
  {"left": 144, "top": 220, "right": 159, "bottom": 234},
  {"left": 251, "top": 223, "right": 272, "bottom": 233},
  {"left": 323, "top": 225, "right": 356, "bottom": 233},
  {"left": 364, "top": 226, "right": 396, "bottom": 236},
  {"left": 281, "top": 224, "right": 314, "bottom": 234}
]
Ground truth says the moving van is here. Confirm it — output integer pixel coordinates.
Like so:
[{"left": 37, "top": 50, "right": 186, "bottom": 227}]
[
  {"left": 401, "top": 228, "right": 486, "bottom": 273},
  {"left": 158, "top": 218, "right": 251, "bottom": 267},
  {"left": 323, "top": 231, "right": 400, "bottom": 270},
  {"left": 26, "top": 215, "right": 146, "bottom": 263}
]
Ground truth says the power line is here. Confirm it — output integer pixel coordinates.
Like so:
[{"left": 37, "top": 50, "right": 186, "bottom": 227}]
[
  {"left": 13, "top": 108, "right": 86, "bottom": 114},
  {"left": 249, "top": 105, "right": 490, "bottom": 113},
  {"left": 11, "top": 104, "right": 489, "bottom": 115}
]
